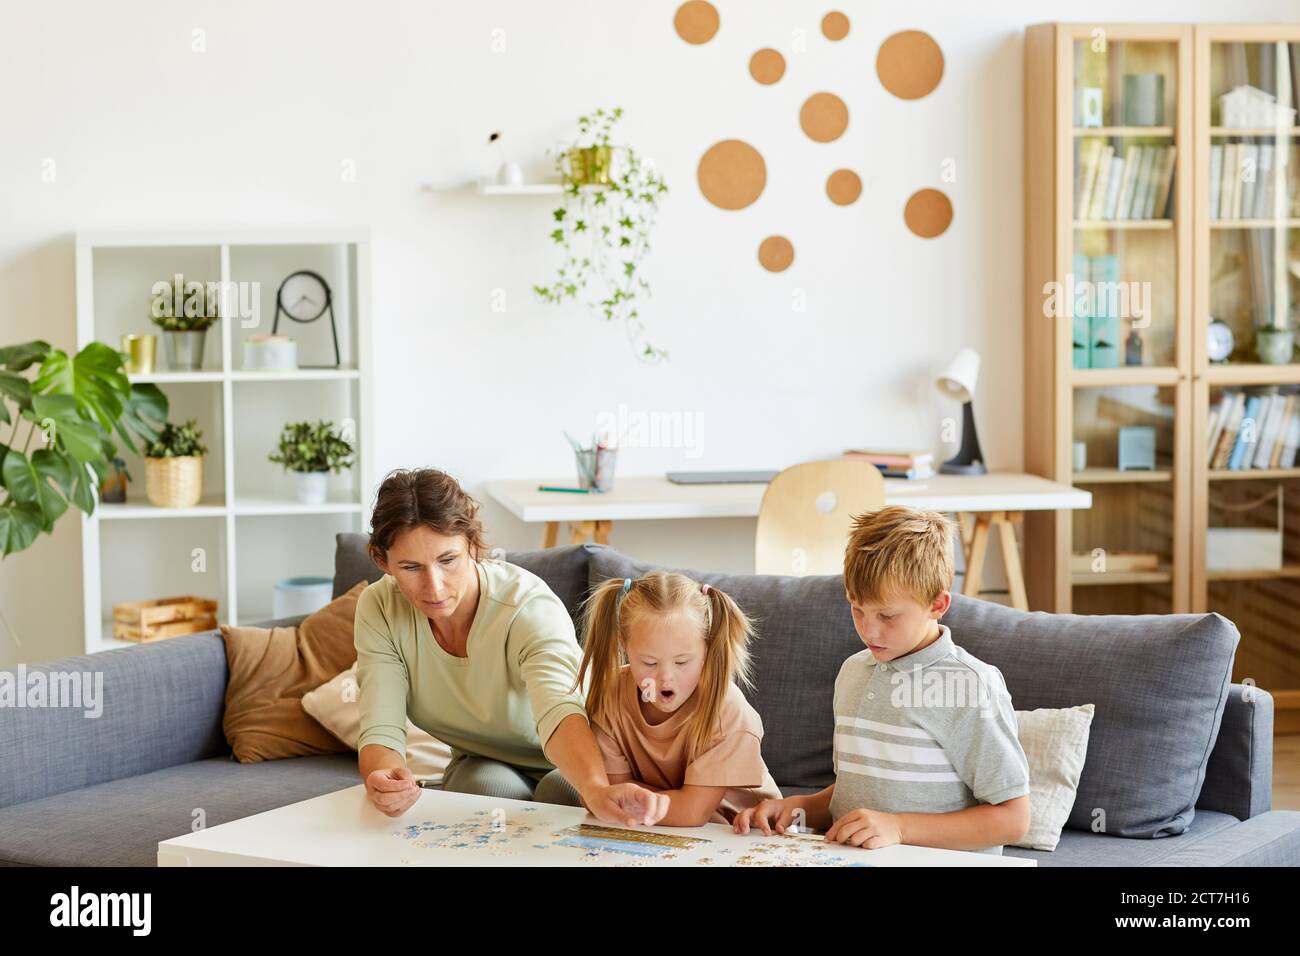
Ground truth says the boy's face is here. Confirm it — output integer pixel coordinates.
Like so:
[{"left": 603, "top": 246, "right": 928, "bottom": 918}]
[{"left": 846, "top": 588, "right": 951, "bottom": 662}]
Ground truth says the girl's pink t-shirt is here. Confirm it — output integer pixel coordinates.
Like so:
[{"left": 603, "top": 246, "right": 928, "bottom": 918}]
[{"left": 593, "top": 666, "right": 782, "bottom": 824}]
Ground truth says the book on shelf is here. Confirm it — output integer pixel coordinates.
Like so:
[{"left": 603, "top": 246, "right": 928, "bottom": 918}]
[
  {"left": 1213, "top": 142, "right": 1300, "bottom": 221},
  {"left": 1074, "top": 142, "right": 1175, "bottom": 221},
  {"left": 1207, "top": 388, "right": 1300, "bottom": 470}
]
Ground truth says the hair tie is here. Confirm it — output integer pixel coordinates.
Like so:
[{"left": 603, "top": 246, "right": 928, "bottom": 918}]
[
  {"left": 701, "top": 583, "right": 711, "bottom": 595},
  {"left": 622, "top": 578, "right": 632, "bottom": 594}
]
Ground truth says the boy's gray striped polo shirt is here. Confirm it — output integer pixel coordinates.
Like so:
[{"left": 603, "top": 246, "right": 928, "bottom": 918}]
[{"left": 830, "top": 624, "right": 1030, "bottom": 855}]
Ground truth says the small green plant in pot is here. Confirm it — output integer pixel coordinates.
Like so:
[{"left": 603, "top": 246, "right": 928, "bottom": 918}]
[
  {"left": 268, "top": 420, "right": 354, "bottom": 505},
  {"left": 144, "top": 419, "right": 208, "bottom": 508},
  {"left": 149, "top": 275, "right": 221, "bottom": 371}
]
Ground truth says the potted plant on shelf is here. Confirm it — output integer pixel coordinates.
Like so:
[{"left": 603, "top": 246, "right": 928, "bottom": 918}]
[
  {"left": 534, "top": 106, "right": 669, "bottom": 362},
  {"left": 144, "top": 420, "right": 208, "bottom": 508},
  {"left": 1256, "top": 309, "right": 1297, "bottom": 365},
  {"left": 267, "top": 420, "right": 354, "bottom": 505},
  {"left": 0, "top": 339, "right": 167, "bottom": 555},
  {"left": 149, "top": 275, "right": 220, "bottom": 371}
]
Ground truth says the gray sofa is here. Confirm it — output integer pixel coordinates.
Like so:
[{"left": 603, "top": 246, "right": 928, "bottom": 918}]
[{"left": 2, "top": 536, "right": 1297, "bottom": 866}]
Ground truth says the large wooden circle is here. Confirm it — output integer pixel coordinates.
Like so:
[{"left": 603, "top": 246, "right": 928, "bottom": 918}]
[
  {"left": 674, "top": 1, "right": 719, "bottom": 45},
  {"left": 877, "top": 30, "right": 944, "bottom": 100},
  {"left": 904, "top": 188, "right": 953, "bottom": 237},
  {"left": 697, "top": 140, "right": 767, "bottom": 210},
  {"left": 799, "top": 92, "right": 849, "bottom": 143},
  {"left": 749, "top": 48, "right": 786, "bottom": 85},
  {"left": 822, "top": 11, "right": 850, "bottom": 41},
  {"left": 826, "top": 169, "right": 862, "bottom": 205},
  {"left": 758, "top": 235, "right": 795, "bottom": 272}
]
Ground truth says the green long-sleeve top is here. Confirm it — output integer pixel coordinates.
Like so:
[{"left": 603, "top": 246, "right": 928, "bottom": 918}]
[{"left": 354, "top": 558, "right": 587, "bottom": 771}]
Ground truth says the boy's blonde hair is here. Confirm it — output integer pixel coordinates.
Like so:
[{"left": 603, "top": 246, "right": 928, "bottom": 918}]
[
  {"left": 843, "top": 505, "right": 957, "bottom": 606},
  {"left": 577, "top": 571, "right": 754, "bottom": 763}
]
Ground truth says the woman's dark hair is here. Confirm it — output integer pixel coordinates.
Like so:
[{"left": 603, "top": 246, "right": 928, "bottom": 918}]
[{"left": 368, "top": 468, "right": 487, "bottom": 560}]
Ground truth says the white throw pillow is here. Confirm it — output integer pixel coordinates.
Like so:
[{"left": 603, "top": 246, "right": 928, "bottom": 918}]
[
  {"left": 1011, "top": 703, "right": 1095, "bottom": 851},
  {"left": 302, "top": 663, "right": 453, "bottom": 782}
]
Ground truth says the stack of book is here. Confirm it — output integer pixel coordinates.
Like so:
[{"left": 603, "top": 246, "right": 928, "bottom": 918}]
[
  {"left": 1207, "top": 389, "right": 1300, "bottom": 470},
  {"left": 1074, "top": 141, "right": 1177, "bottom": 222},
  {"left": 843, "top": 449, "right": 935, "bottom": 480},
  {"left": 1209, "top": 143, "right": 1300, "bottom": 220}
]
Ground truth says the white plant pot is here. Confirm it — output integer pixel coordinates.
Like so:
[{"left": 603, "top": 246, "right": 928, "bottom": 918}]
[{"left": 294, "top": 471, "right": 328, "bottom": 505}]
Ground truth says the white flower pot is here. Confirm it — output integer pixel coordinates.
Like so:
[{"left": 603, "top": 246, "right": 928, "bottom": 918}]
[{"left": 294, "top": 471, "right": 328, "bottom": 505}]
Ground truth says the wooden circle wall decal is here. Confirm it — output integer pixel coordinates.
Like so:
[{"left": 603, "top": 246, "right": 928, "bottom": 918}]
[
  {"left": 749, "top": 48, "right": 786, "bottom": 85},
  {"left": 674, "top": 1, "right": 719, "bottom": 45},
  {"left": 758, "top": 235, "right": 795, "bottom": 272},
  {"left": 904, "top": 188, "right": 953, "bottom": 238},
  {"left": 826, "top": 169, "right": 862, "bottom": 205},
  {"left": 799, "top": 92, "right": 849, "bottom": 143},
  {"left": 821, "top": 11, "right": 850, "bottom": 41},
  {"left": 877, "top": 30, "right": 944, "bottom": 100},
  {"left": 697, "top": 140, "right": 767, "bottom": 210}
]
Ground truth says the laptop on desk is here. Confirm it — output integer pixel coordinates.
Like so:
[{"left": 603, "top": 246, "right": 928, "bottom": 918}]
[{"left": 666, "top": 470, "right": 779, "bottom": 484}]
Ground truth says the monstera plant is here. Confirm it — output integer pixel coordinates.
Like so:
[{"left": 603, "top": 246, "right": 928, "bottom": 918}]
[{"left": 0, "top": 340, "right": 167, "bottom": 555}]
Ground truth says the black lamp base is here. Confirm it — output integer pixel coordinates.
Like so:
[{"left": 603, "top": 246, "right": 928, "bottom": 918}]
[{"left": 940, "top": 400, "right": 987, "bottom": 476}]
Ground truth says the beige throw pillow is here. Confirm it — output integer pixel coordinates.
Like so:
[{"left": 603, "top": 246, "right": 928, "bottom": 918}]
[
  {"left": 1012, "top": 703, "right": 1096, "bottom": 851},
  {"left": 302, "top": 663, "right": 453, "bottom": 782}
]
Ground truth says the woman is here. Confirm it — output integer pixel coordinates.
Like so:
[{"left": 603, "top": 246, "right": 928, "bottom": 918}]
[{"left": 356, "top": 468, "right": 667, "bottom": 826}]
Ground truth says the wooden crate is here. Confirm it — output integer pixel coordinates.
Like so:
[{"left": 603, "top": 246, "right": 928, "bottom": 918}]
[{"left": 112, "top": 596, "right": 218, "bottom": 643}]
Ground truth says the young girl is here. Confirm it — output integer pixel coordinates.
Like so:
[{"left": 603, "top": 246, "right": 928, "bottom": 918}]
[{"left": 577, "top": 571, "right": 782, "bottom": 827}]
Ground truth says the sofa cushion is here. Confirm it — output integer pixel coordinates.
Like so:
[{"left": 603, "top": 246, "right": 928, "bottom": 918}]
[
  {"left": 333, "top": 532, "right": 591, "bottom": 622},
  {"left": 0, "top": 753, "right": 361, "bottom": 867},
  {"left": 943, "top": 598, "right": 1238, "bottom": 838},
  {"left": 586, "top": 546, "right": 1238, "bottom": 839},
  {"left": 1004, "top": 809, "right": 1240, "bottom": 866}
]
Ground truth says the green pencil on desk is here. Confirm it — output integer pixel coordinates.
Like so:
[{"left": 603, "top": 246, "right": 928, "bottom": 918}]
[{"left": 538, "top": 485, "right": 593, "bottom": 493}]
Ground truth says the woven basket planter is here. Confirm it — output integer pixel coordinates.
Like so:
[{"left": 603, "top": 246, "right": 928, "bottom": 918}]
[{"left": 144, "top": 455, "right": 204, "bottom": 508}]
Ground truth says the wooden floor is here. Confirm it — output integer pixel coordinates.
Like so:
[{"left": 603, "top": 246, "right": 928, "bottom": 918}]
[{"left": 1275, "top": 735, "right": 1300, "bottom": 811}]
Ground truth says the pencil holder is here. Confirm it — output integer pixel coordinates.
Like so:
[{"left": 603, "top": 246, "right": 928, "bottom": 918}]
[{"left": 575, "top": 447, "right": 617, "bottom": 492}]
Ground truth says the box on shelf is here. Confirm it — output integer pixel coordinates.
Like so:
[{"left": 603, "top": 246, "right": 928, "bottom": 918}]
[{"left": 112, "top": 596, "right": 218, "bottom": 642}]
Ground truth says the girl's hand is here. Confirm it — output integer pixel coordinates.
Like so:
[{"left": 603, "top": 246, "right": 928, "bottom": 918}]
[
  {"left": 732, "top": 798, "right": 797, "bottom": 836},
  {"left": 825, "top": 808, "right": 902, "bottom": 848},
  {"left": 365, "top": 766, "right": 420, "bottom": 818},
  {"left": 583, "top": 782, "right": 670, "bottom": 827}
]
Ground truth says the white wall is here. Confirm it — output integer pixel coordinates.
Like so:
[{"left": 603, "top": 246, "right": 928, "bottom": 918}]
[{"left": 2, "top": 0, "right": 1297, "bottom": 664}]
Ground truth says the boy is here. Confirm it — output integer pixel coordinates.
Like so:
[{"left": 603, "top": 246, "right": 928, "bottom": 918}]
[{"left": 734, "top": 505, "right": 1031, "bottom": 854}]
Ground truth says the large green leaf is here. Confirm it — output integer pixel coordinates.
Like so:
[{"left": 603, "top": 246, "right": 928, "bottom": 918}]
[
  {"left": 0, "top": 370, "right": 30, "bottom": 422},
  {"left": 67, "top": 460, "right": 98, "bottom": 514},
  {"left": 0, "top": 341, "right": 51, "bottom": 372},
  {"left": 32, "top": 343, "right": 129, "bottom": 433},
  {"left": 28, "top": 395, "right": 105, "bottom": 463},
  {"left": 115, "top": 383, "right": 168, "bottom": 454},
  {"left": 0, "top": 503, "right": 42, "bottom": 556},
  {"left": 1, "top": 448, "right": 67, "bottom": 532}
]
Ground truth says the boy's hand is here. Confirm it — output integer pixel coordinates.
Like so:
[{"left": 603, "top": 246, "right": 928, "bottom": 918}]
[
  {"left": 732, "top": 798, "right": 798, "bottom": 835},
  {"left": 826, "top": 808, "right": 902, "bottom": 849}
]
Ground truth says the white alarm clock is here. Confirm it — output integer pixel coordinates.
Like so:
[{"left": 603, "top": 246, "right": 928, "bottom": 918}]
[{"left": 1208, "top": 317, "right": 1234, "bottom": 363}]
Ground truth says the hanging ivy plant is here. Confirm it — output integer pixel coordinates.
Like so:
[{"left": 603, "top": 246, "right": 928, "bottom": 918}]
[{"left": 533, "top": 107, "right": 669, "bottom": 362}]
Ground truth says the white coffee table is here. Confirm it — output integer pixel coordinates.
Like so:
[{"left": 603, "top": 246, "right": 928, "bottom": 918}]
[{"left": 157, "top": 786, "right": 1035, "bottom": 867}]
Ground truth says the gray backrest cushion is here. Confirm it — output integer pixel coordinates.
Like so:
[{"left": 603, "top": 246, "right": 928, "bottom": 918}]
[
  {"left": 1197, "top": 684, "right": 1273, "bottom": 821},
  {"left": 333, "top": 532, "right": 591, "bottom": 620},
  {"left": 0, "top": 633, "right": 231, "bottom": 809},
  {"left": 586, "top": 545, "right": 1239, "bottom": 839}
]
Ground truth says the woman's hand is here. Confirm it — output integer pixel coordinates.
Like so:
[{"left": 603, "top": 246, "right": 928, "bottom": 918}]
[
  {"left": 365, "top": 766, "right": 421, "bottom": 818},
  {"left": 583, "top": 781, "right": 670, "bottom": 827}
]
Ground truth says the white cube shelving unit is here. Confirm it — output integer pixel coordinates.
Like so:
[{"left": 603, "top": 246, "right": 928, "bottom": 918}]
[{"left": 75, "top": 229, "right": 375, "bottom": 654}]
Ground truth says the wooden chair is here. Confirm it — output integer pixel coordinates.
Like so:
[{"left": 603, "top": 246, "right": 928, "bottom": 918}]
[{"left": 754, "top": 459, "right": 886, "bottom": 576}]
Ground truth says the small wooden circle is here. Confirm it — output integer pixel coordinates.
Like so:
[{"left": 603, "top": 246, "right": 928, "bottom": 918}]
[
  {"left": 697, "top": 140, "right": 767, "bottom": 210},
  {"left": 904, "top": 188, "right": 953, "bottom": 238},
  {"left": 821, "top": 11, "right": 850, "bottom": 41},
  {"left": 799, "top": 92, "right": 849, "bottom": 143},
  {"left": 758, "top": 235, "right": 795, "bottom": 272},
  {"left": 826, "top": 169, "right": 862, "bottom": 205},
  {"left": 674, "top": 1, "right": 719, "bottom": 45},
  {"left": 749, "top": 48, "right": 786, "bottom": 85},
  {"left": 877, "top": 30, "right": 944, "bottom": 100}
]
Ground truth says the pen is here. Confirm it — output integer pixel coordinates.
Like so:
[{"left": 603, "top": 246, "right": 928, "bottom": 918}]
[{"left": 537, "top": 485, "right": 593, "bottom": 493}]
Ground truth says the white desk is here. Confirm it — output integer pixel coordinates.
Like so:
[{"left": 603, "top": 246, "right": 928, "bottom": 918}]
[
  {"left": 485, "top": 473, "right": 1091, "bottom": 610},
  {"left": 157, "top": 785, "right": 1034, "bottom": 867}
]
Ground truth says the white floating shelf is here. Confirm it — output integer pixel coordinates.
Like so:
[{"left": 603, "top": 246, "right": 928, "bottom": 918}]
[
  {"left": 127, "top": 371, "right": 224, "bottom": 384},
  {"left": 96, "top": 494, "right": 227, "bottom": 519},
  {"left": 232, "top": 495, "right": 364, "bottom": 516},
  {"left": 476, "top": 180, "right": 564, "bottom": 196},
  {"left": 230, "top": 367, "right": 361, "bottom": 381}
]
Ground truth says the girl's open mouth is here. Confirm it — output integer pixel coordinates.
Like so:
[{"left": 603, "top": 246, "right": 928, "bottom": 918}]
[{"left": 659, "top": 689, "right": 675, "bottom": 702}]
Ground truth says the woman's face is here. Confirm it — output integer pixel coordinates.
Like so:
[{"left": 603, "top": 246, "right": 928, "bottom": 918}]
[{"left": 376, "top": 526, "right": 477, "bottom": 623}]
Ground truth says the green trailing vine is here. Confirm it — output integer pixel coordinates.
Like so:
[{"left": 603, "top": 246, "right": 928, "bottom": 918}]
[{"left": 534, "top": 107, "right": 669, "bottom": 362}]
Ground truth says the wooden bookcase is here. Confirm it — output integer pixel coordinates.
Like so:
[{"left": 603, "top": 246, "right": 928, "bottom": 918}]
[{"left": 1025, "top": 23, "right": 1300, "bottom": 730}]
